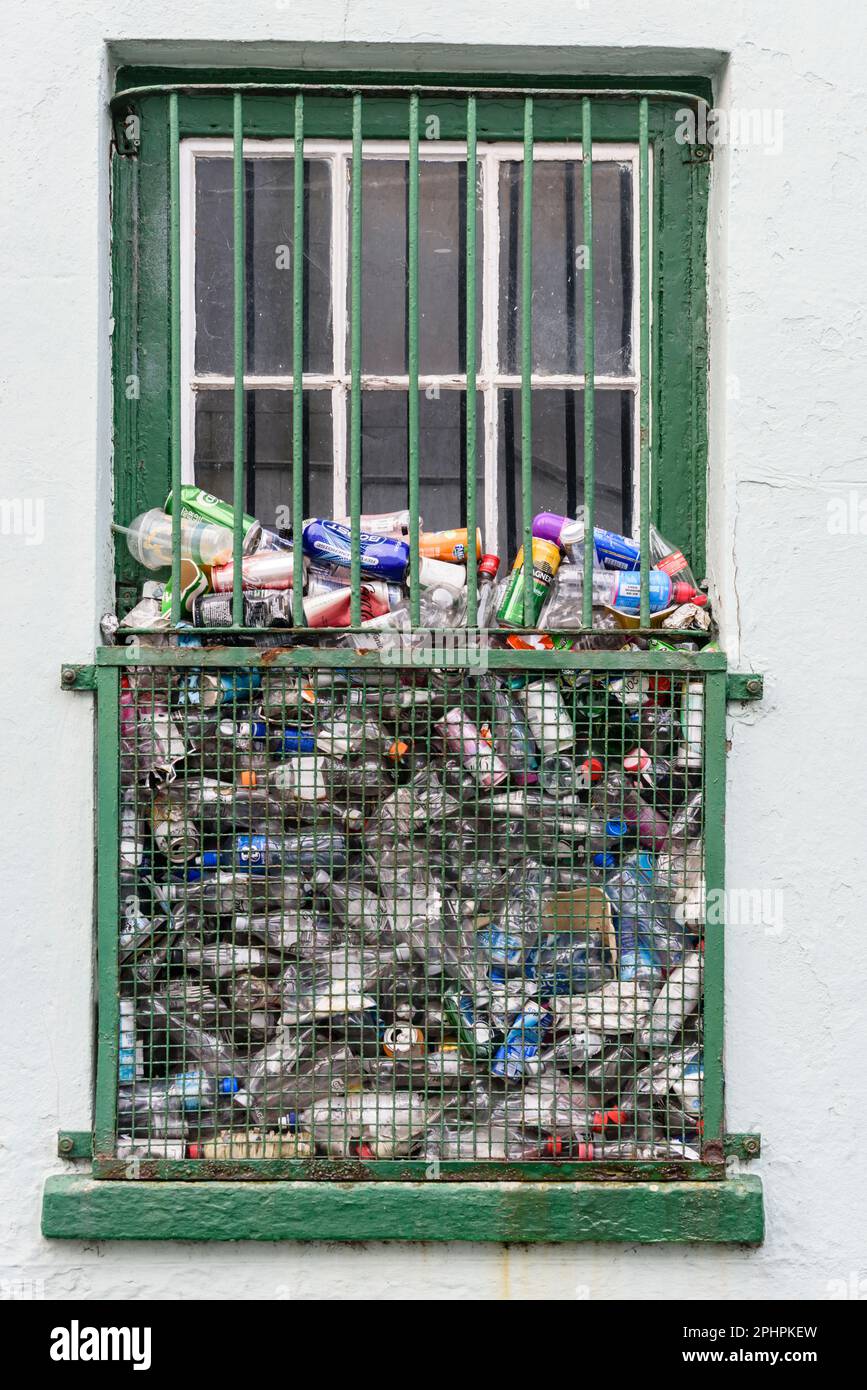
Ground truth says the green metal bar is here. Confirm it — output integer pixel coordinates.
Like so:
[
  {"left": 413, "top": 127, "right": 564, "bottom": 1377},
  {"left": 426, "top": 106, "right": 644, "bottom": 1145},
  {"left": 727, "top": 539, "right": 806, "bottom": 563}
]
[
  {"left": 407, "top": 93, "right": 420, "bottom": 626},
  {"left": 350, "top": 93, "right": 363, "bottom": 625},
  {"left": 42, "top": 1175, "right": 764, "bottom": 1243},
  {"left": 639, "top": 97, "right": 651, "bottom": 627},
  {"left": 90, "top": 1157, "right": 723, "bottom": 1182},
  {"left": 465, "top": 96, "right": 478, "bottom": 626},
  {"left": 521, "top": 96, "right": 534, "bottom": 624},
  {"left": 112, "top": 81, "right": 714, "bottom": 108},
  {"left": 581, "top": 97, "right": 595, "bottom": 628},
  {"left": 292, "top": 93, "right": 305, "bottom": 625},
  {"left": 96, "top": 643, "right": 727, "bottom": 673},
  {"left": 232, "top": 93, "right": 246, "bottom": 627},
  {"left": 93, "top": 667, "right": 120, "bottom": 1158},
  {"left": 702, "top": 669, "right": 727, "bottom": 1145},
  {"left": 168, "top": 94, "right": 182, "bottom": 625}
]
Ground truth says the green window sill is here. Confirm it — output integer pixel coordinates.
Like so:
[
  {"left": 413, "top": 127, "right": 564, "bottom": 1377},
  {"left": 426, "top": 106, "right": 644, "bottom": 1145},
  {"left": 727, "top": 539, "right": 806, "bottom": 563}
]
[{"left": 42, "top": 1175, "right": 763, "bottom": 1244}]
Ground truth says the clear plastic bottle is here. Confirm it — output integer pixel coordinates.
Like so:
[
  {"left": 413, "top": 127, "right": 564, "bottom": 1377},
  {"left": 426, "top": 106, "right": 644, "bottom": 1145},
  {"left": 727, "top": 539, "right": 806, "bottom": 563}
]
[
  {"left": 603, "top": 852, "right": 685, "bottom": 981},
  {"left": 636, "top": 948, "right": 703, "bottom": 1050},
  {"left": 648, "top": 522, "right": 698, "bottom": 589},
  {"left": 117, "top": 508, "right": 235, "bottom": 570},
  {"left": 540, "top": 566, "right": 704, "bottom": 622}
]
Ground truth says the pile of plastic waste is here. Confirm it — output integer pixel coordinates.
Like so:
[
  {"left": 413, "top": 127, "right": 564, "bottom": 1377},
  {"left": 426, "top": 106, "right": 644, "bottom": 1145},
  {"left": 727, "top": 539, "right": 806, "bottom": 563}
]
[{"left": 109, "top": 487, "right": 708, "bottom": 1163}]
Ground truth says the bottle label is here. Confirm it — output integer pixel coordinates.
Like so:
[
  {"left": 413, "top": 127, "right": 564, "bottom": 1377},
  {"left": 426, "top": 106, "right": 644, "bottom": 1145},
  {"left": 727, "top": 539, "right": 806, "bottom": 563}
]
[{"left": 656, "top": 550, "right": 687, "bottom": 577}]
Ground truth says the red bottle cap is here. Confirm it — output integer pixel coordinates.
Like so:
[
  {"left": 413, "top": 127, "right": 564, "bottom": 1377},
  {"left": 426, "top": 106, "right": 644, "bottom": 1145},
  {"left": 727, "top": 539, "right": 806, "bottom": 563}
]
[
  {"left": 581, "top": 756, "right": 604, "bottom": 784},
  {"left": 478, "top": 554, "right": 500, "bottom": 579},
  {"left": 672, "top": 582, "right": 708, "bottom": 607},
  {"left": 187, "top": 1143, "right": 202, "bottom": 1159}
]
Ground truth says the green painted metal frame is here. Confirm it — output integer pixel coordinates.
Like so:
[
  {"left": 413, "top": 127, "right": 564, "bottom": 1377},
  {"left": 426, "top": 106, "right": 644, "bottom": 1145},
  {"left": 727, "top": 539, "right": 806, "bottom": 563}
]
[
  {"left": 109, "top": 70, "right": 711, "bottom": 610},
  {"left": 73, "top": 68, "right": 759, "bottom": 1241},
  {"left": 87, "top": 645, "right": 730, "bottom": 1185},
  {"left": 42, "top": 1174, "right": 763, "bottom": 1243}
]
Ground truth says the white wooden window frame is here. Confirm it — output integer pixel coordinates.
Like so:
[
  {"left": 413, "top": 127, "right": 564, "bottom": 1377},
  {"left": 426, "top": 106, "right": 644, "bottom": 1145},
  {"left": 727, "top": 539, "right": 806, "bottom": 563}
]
[{"left": 180, "top": 138, "right": 645, "bottom": 541}]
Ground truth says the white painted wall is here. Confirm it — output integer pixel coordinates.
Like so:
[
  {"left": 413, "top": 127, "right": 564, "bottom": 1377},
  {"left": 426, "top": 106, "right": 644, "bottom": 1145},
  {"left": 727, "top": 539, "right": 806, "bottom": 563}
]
[{"left": 2, "top": 0, "right": 865, "bottom": 1301}]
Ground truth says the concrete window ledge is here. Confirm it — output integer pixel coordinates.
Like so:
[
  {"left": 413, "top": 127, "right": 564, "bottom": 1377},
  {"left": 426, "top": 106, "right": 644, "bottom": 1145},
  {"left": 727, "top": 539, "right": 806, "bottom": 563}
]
[{"left": 42, "top": 1175, "right": 763, "bottom": 1244}]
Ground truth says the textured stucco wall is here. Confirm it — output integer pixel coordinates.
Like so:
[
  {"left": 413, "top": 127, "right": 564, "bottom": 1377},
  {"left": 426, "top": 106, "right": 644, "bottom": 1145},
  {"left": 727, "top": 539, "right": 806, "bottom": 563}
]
[{"left": 1, "top": 0, "right": 865, "bottom": 1300}]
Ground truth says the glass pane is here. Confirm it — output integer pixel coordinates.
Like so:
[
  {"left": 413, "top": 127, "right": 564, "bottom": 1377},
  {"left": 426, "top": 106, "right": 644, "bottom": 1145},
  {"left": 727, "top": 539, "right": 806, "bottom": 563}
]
[
  {"left": 194, "top": 388, "right": 334, "bottom": 532},
  {"left": 498, "top": 160, "right": 633, "bottom": 377},
  {"left": 195, "top": 158, "right": 332, "bottom": 376},
  {"left": 496, "top": 389, "right": 632, "bottom": 560},
  {"left": 350, "top": 390, "right": 485, "bottom": 536},
  {"left": 352, "top": 159, "right": 483, "bottom": 376}
]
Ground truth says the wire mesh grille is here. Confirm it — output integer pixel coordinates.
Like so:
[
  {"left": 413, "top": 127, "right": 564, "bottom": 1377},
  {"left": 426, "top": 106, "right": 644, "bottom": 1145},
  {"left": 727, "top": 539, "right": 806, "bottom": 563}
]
[{"left": 115, "top": 660, "right": 705, "bottom": 1172}]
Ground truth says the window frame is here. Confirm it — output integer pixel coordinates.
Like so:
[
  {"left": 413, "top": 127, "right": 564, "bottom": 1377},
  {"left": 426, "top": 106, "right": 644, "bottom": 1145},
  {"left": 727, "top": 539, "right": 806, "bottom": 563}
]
[
  {"left": 110, "top": 73, "right": 709, "bottom": 616},
  {"left": 181, "top": 136, "right": 644, "bottom": 545},
  {"left": 37, "top": 69, "right": 769, "bottom": 1245}
]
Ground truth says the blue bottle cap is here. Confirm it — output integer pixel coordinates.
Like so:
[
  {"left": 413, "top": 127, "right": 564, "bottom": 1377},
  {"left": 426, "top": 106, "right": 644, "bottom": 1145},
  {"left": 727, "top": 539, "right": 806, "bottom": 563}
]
[
  {"left": 605, "top": 819, "right": 629, "bottom": 838},
  {"left": 219, "top": 1077, "right": 240, "bottom": 1094},
  {"left": 636, "top": 851, "right": 655, "bottom": 874},
  {"left": 199, "top": 852, "right": 219, "bottom": 869},
  {"left": 593, "top": 851, "right": 617, "bottom": 868}
]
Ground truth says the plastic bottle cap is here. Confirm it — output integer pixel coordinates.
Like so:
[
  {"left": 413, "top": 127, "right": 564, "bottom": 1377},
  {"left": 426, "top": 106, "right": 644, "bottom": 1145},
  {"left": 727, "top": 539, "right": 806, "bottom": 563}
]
[
  {"left": 605, "top": 820, "right": 629, "bottom": 838},
  {"left": 199, "top": 852, "right": 219, "bottom": 868},
  {"left": 187, "top": 1143, "right": 202, "bottom": 1159},
  {"left": 593, "top": 851, "right": 617, "bottom": 867},
  {"left": 672, "top": 582, "right": 707, "bottom": 607},
  {"left": 559, "top": 519, "right": 585, "bottom": 546},
  {"left": 478, "top": 554, "right": 500, "bottom": 578},
  {"left": 239, "top": 770, "right": 257, "bottom": 788},
  {"left": 219, "top": 1077, "right": 240, "bottom": 1094},
  {"left": 582, "top": 757, "right": 604, "bottom": 783},
  {"left": 636, "top": 851, "right": 655, "bottom": 873}
]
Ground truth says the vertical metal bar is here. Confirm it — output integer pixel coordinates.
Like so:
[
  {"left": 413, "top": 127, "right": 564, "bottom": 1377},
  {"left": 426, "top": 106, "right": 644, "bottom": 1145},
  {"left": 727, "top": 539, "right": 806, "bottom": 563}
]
[
  {"left": 168, "top": 94, "right": 182, "bottom": 624},
  {"left": 581, "top": 97, "right": 595, "bottom": 628},
  {"left": 292, "top": 93, "right": 305, "bottom": 625},
  {"left": 465, "top": 96, "right": 478, "bottom": 626},
  {"left": 702, "top": 669, "right": 726, "bottom": 1144},
  {"left": 94, "top": 666, "right": 120, "bottom": 1158},
  {"left": 350, "top": 93, "right": 363, "bottom": 625},
  {"left": 232, "top": 93, "right": 246, "bottom": 627},
  {"left": 407, "top": 93, "right": 421, "bottom": 626},
  {"left": 521, "top": 97, "right": 534, "bottom": 623},
  {"left": 639, "top": 98, "right": 651, "bottom": 627}
]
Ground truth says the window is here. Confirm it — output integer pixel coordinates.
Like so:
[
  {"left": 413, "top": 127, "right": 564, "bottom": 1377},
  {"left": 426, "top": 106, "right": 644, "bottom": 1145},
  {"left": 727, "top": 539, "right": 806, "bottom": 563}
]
[
  {"left": 42, "top": 72, "right": 764, "bottom": 1248},
  {"left": 183, "top": 139, "right": 639, "bottom": 556}
]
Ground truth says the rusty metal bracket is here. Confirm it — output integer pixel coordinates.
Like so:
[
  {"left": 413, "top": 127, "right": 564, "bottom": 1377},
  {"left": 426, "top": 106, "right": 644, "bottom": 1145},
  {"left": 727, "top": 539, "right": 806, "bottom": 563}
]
[
  {"left": 726, "top": 672, "right": 763, "bottom": 702},
  {"left": 724, "top": 1132, "right": 762, "bottom": 1161},
  {"left": 58, "top": 1131, "right": 93, "bottom": 1160},
  {"left": 60, "top": 664, "right": 97, "bottom": 691}
]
